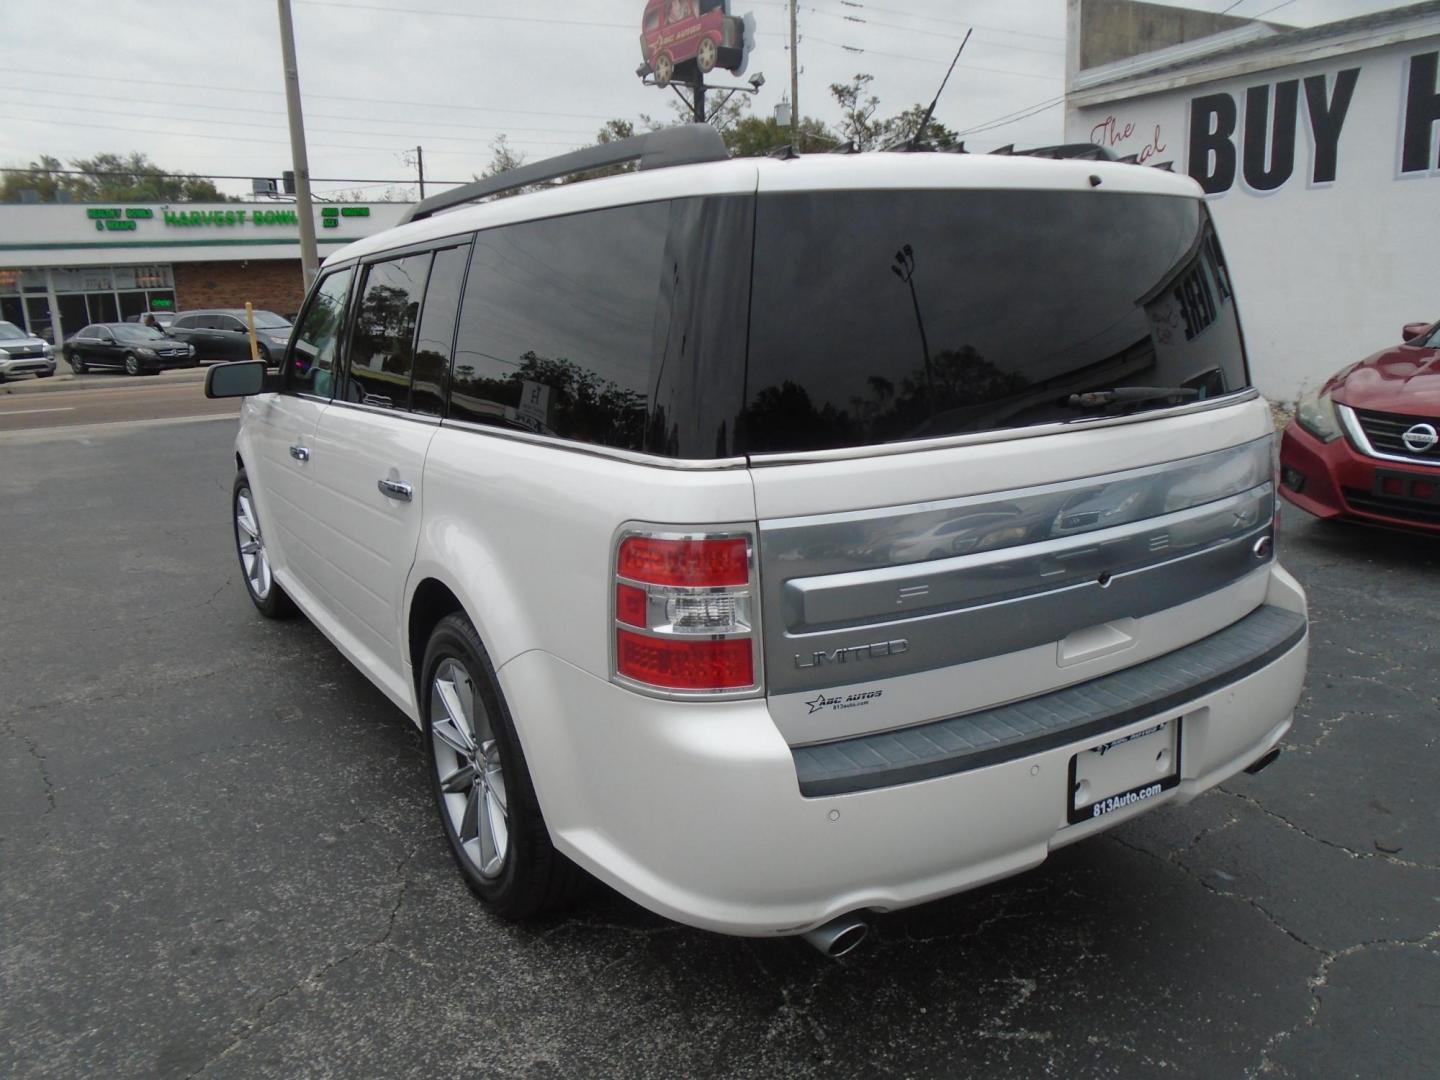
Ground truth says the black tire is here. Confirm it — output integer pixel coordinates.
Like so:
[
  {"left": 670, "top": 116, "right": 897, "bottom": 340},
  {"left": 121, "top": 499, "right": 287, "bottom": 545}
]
[
  {"left": 68, "top": 353, "right": 87, "bottom": 374},
  {"left": 124, "top": 352, "right": 143, "bottom": 377},
  {"left": 37, "top": 370, "right": 54, "bottom": 379},
  {"left": 421, "top": 613, "right": 585, "bottom": 919},
  {"left": 232, "top": 470, "right": 297, "bottom": 619}
]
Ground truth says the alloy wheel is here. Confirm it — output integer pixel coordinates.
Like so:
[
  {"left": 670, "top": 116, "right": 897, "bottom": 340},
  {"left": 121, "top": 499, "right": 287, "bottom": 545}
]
[
  {"left": 234, "top": 488, "right": 272, "bottom": 600},
  {"left": 430, "top": 657, "right": 509, "bottom": 879}
]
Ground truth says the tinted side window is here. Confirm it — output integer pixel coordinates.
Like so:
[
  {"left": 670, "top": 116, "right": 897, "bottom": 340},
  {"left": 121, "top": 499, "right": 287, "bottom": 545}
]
[
  {"left": 450, "top": 202, "right": 669, "bottom": 450},
  {"left": 287, "top": 267, "right": 354, "bottom": 397},
  {"left": 217, "top": 315, "right": 246, "bottom": 333},
  {"left": 171, "top": 316, "right": 196, "bottom": 330},
  {"left": 412, "top": 245, "right": 469, "bottom": 417},
  {"left": 346, "top": 254, "right": 430, "bottom": 410}
]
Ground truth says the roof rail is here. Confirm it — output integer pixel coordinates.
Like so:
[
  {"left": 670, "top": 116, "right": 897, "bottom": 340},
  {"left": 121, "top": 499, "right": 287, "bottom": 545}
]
[
  {"left": 997, "top": 142, "right": 1118, "bottom": 162},
  {"left": 398, "top": 125, "right": 730, "bottom": 225}
]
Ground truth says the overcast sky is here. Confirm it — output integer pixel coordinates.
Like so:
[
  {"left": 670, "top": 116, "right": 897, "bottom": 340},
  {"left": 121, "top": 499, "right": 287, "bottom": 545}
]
[{"left": 0, "top": 0, "right": 1411, "bottom": 200}]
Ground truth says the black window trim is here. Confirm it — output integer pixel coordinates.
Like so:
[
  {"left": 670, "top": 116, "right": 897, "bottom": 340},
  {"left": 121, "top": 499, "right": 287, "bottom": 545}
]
[
  {"left": 338, "top": 248, "right": 440, "bottom": 412},
  {"left": 408, "top": 236, "right": 475, "bottom": 420},
  {"left": 281, "top": 259, "right": 359, "bottom": 399}
]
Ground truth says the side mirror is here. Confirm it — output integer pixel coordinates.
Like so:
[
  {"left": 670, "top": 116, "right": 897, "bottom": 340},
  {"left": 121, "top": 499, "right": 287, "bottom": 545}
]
[
  {"left": 205, "top": 360, "right": 269, "bottom": 399},
  {"left": 1403, "top": 322, "right": 1433, "bottom": 343}
]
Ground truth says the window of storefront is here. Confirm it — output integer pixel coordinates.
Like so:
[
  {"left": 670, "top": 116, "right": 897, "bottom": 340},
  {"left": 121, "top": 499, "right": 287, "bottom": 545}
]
[{"left": 0, "top": 265, "right": 175, "bottom": 343}]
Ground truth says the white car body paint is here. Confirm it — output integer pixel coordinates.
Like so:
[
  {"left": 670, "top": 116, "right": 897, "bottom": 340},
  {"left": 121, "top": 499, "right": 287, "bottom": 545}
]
[{"left": 230, "top": 151, "right": 1307, "bottom": 936}]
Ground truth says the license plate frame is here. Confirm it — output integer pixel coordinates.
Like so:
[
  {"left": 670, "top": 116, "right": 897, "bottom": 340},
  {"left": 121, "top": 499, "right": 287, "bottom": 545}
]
[{"left": 1067, "top": 718, "right": 1182, "bottom": 826}]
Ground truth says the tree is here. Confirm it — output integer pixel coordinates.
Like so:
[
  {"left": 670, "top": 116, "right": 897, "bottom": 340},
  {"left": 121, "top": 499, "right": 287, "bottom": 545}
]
[
  {"left": 830, "top": 74, "right": 889, "bottom": 152},
  {"left": 0, "top": 152, "right": 231, "bottom": 203},
  {"left": 884, "top": 103, "right": 964, "bottom": 151},
  {"left": 724, "top": 114, "right": 837, "bottom": 157}
]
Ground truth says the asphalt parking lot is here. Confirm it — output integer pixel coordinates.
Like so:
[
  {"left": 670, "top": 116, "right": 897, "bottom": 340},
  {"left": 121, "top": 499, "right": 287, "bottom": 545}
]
[{"left": 2, "top": 416, "right": 1436, "bottom": 1080}]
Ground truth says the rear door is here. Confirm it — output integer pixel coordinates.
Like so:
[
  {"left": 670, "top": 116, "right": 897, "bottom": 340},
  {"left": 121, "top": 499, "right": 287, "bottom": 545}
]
[
  {"left": 215, "top": 314, "right": 251, "bottom": 360},
  {"left": 303, "top": 244, "right": 467, "bottom": 699}
]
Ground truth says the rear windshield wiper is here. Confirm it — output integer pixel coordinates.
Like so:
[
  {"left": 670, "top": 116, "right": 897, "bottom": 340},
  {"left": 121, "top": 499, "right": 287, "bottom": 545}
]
[{"left": 1066, "top": 386, "right": 1201, "bottom": 409}]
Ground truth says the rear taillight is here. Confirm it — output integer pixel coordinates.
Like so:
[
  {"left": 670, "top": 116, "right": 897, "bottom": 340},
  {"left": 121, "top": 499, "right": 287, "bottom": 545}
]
[{"left": 612, "top": 527, "right": 761, "bottom": 697}]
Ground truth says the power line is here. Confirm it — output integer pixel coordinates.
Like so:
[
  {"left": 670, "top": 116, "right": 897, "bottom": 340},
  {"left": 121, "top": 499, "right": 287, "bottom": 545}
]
[
  {"left": 750, "top": 0, "right": 1065, "bottom": 41},
  {"left": 4, "top": 100, "right": 598, "bottom": 143},
  {"left": 2, "top": 67, "right": 617, "bottom": 122},
  {"left": 3, "top": 115, "right": 580, "bottom": 153},
  {"left": 0, "top": 165, "right": 473, "bottom": 185},
  {"left": 804, "top": 33, "right": 1061, "bottom": 79},
  {"left": 956, "top": 96, "right": 1066, "bottom": 137},
  {"left": 0, "top": 84, "right": 606, "bottom": 138},
  {"left": 294, "top": 0, "right": 632, "bottom": 30},
  {"left": 791, "top": 3, "right": 1064, "bottom": 54}
]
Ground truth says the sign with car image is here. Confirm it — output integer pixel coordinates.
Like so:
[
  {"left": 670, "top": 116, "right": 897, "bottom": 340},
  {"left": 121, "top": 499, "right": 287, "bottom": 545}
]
[{"left": 639, "top": 0, "right": 749, "bottom": 87}]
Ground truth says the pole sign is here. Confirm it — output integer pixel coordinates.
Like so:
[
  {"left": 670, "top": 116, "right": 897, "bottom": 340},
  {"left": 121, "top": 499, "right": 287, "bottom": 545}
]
[{"left": 639, "top": 0, "right": 750, "bottom": 88}]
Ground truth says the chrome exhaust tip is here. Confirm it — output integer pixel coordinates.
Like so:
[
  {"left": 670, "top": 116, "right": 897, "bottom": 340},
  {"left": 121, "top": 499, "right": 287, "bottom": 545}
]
[{"left": 800, "top": 914, "right": 870, "bottom": 958}]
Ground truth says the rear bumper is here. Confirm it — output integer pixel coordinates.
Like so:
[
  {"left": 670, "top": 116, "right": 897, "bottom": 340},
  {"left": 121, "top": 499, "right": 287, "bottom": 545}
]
[
  {"left": 1280, "top": 420, "right": 1440, "bottom": 532},
  {"left": 500, "top": 568, "right": 1308, "bottom": 937}
]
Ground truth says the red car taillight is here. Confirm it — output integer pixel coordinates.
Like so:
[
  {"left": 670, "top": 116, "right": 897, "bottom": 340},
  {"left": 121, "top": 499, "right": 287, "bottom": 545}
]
[{"left": 612, "top": 528, "right": 761, "bottom": 696}]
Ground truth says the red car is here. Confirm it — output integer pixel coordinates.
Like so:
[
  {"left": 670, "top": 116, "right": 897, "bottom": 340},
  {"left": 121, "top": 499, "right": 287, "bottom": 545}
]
[
  {"left": 639, "top": 0, "right": 745, "bottom": 87},
  {"left": 1280, "top": 319, "right": 1440, "bottom": 532}
]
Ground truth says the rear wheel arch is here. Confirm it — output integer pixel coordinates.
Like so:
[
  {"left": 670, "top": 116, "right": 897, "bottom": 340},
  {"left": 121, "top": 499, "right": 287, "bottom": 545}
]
[{"left": 408, "top": 577, "right": 467, "bottom": 700}]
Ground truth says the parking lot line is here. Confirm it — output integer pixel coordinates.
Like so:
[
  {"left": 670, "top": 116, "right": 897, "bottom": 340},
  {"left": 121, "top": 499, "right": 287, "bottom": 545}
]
[{"left": 0, "top": 406, "right": 76, "bottom": 416}]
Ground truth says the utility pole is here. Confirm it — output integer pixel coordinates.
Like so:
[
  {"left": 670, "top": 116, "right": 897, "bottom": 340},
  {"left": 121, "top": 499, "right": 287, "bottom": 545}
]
[
  {"left": 690, "top": 75, "right": 707, "bottom": 124},
  {"left": 276, "top": 0, "right": 319, "bottom": 289},
  {"left": 414, "top": 145, "right": 426, "bottom": 200},
  {"left": 790, "top": 0, "right": 800, "bottom": 142}
]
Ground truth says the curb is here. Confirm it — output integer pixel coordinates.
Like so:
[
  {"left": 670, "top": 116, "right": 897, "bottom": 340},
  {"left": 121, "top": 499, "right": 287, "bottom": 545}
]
[{"left": 0, "top": 367, "right": 209, "bottom": 397}]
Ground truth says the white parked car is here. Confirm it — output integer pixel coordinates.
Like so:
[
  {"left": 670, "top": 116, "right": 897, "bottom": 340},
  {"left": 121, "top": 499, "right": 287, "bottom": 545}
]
[
  {"left": 0, "top": 320, "right": 55, "bottom": 381},
  {"left": 207, "top": 128, "right": 1308, "bottom": 956}
]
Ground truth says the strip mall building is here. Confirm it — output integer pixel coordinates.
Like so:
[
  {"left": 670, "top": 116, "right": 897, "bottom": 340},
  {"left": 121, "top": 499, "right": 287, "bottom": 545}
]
[{"left": 0, "top": 201, "right": 410, "bottom": 345}]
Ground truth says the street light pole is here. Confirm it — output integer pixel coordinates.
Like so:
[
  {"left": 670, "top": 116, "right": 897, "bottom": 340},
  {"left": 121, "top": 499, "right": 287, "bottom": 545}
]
[
  {"left": 892, "top": 246, "right": 936, "bottom": 407},
  {"left": 276, "top": 0, "right": 319, "bottom": 289}
]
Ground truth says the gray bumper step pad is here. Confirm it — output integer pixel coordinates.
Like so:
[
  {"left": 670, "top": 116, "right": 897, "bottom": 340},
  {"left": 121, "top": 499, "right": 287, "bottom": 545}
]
[{"left": 792, "top": 605, "right": 1307, "bottom": 797}]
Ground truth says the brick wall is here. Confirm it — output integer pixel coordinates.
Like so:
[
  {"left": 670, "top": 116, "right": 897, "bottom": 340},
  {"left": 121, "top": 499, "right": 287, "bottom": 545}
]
[{"left": 174, "top": 259, "right": 307, "bottom": 319}]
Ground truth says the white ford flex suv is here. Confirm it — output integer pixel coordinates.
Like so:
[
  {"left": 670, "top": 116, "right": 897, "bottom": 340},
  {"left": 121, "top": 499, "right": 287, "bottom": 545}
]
[{"left": 208, "top": 127, "right": 1308, "bottom": 956}]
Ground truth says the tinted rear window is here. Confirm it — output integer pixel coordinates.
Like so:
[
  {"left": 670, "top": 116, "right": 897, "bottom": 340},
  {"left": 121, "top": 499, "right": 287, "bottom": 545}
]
[{"left": 741, "top": 190, "right": 1249, "bottom": 455}]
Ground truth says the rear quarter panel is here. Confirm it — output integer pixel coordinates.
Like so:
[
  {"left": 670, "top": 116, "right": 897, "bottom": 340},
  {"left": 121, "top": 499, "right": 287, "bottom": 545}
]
[{"left": 412, "top": 427, "right": 757, "bottom": 683}]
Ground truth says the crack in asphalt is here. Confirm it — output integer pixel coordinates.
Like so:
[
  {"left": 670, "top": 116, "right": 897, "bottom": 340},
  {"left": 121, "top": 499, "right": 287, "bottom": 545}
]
[
  {"left": 1248, "top": 929, "right": 1440, "bottom": 1078},
  {"left": 1112, "top": 820, "right": 1440, "bottom": 1080},
  {"left": 746, "top": 941, "right": 837, "bottom": 1069},
  {"left": 8, "top": 658, "right": 253, "bottom": 717},
  {"left": 0, "top": 715, "right": 56, "bottom": 816},
  {"left": 1108, "top": 832, "right": 1323, "bottom": 956},
  {"left": 183, "top": 840, "right": 425, "bottom": 1078},
  {"left": 1216, "top": 787, "right": 1440, "bottom": 872}
]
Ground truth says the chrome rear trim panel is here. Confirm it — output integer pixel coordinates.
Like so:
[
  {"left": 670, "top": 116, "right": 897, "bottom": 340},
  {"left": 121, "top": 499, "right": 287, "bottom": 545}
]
[{"left": 759, "top": 437, "right": 1275, "bottom": 696}]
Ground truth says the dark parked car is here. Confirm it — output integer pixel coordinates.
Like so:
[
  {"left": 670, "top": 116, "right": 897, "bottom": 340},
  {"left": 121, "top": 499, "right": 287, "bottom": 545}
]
[
  {"left": 1281, "top": 319, "right": 1440, "bottom": 533},
  {"left": 63, "top": 323, "right": 197, "bottom": 376},
  {"left": 124, "top": 311, "right": 177, "bottom": 330},
  {"left": 168, "top": 309, "right": 292, "bottom": 365}
]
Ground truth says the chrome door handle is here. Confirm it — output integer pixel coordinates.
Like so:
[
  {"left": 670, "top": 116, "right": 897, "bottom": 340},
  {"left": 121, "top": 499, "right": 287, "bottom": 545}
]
[
  {"left": 377, "top": 479, "right": 413, "bottom": 502},
  {"left": 289, "top": 445, "right": 310, "bottom": 462}
]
